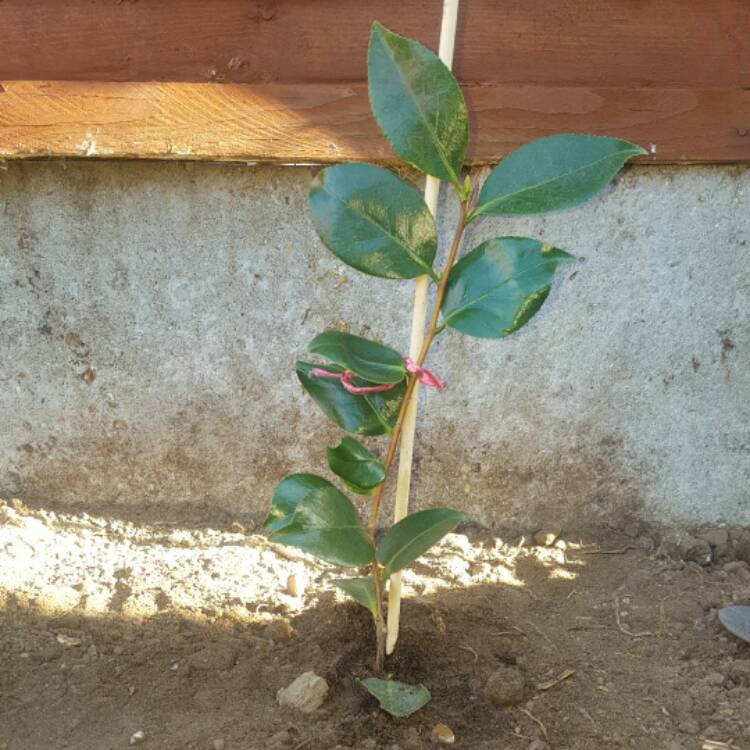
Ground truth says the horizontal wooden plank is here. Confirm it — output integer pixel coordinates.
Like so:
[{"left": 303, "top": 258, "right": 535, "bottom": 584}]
[
  {"left": 1, "top": 81, "right": 748, "bottom": 164},
  {"left": 1, "top": 0, "right": 748, "bottom": 89}
]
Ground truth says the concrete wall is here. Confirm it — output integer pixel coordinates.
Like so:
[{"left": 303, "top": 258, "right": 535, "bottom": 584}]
[{"left": 1, "top": 161, "right": 748, "bottom": 529}]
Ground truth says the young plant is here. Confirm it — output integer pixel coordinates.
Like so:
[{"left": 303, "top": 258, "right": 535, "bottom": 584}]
[{"left": 264, "top": 21, "right": 645, "bottom": 710}]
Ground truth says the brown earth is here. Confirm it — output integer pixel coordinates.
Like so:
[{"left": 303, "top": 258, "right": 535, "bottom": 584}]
[{"left": 1, "top": 499, "right": 749, "bottom": 750}]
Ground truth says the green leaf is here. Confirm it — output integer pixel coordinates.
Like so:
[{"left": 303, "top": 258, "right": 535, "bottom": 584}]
[
  {"left": 266, "top": 474, "right": 374, "bottom": 567},
  {"left": 263, "top": 473, "right": 332, "bottom": 533},
  {"left": 327, "top": 437, "right": 386, "bottom": 495},
  {"left": 309, "top": 330, "right": 405, "bottom": 384},
  {"left": 368, "top": 21, "right": 468, "bottom": 184},
  {"left": 719, "top": 605, "right": 750, "bottom": 643},
  {"left": 332, "top": 577, "right": 378, "bottom": 618},
  {"left": 361, "top": 678, "right": 431, "bottom": 717},
  {"left": 309, "top": 163, "right": 438, "bottom": 280},
  {"left": 441, "top": 237, "right": 575, "bottom": 339},
  {"left": 296, "top": 361, "right": 406, "bottom": 436},
  {"left": 473, "top": 134, "right": 646, "bottom": 218},
  {"left": 377, "top": 508, "right": 463, "bottom": 577}
]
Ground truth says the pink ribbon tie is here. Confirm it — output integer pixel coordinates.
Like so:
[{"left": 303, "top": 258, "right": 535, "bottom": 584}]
[
  {"left": 310, "top": 356, "right": 445, "bottom": 395},
  {"left": 403, "top": 356, "right": 446, "bottom": 390}
]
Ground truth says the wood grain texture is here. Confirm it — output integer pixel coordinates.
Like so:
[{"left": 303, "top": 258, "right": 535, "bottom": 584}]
[
  {"left": 0, "top": 0, "right": 748, "bottom": 163},
  {"left": 1, "top": 0, "right": 748, "bottom": 88},
  {"left": 1, "top": 81, "right": 748, "bottom": 164}
]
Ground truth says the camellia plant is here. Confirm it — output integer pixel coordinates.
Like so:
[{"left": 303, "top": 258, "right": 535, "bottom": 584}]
[{"left": 264, "top": 21, "right": 645, "bottom": 714}]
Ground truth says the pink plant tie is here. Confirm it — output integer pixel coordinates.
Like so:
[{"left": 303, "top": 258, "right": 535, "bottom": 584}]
[
  {"left": 310, "top": 356, "right": 445, "bottom": 395},
  {"left": 403, "top": 356, "right": 446, "bottom": 390}
]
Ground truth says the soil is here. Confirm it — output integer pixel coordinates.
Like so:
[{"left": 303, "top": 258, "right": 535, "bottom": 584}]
[{"left": 1, "top": 498, "right": 749, "bottom": 750}]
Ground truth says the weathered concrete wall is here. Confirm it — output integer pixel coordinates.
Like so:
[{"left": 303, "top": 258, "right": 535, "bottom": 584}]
[{"left": 1, "top": 161, "right": 748, "bottom": 528}]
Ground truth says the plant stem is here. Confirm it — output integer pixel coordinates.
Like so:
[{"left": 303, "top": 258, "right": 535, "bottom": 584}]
[{"left": 366, "top": 198, "right": 469, "bottom": 671}]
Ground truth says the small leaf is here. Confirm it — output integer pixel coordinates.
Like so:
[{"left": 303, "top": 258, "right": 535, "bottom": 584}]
[
  {"left": 473, "top": 134, "right": 646, "bottom": 218},
  {"left": 377, "top": 508, "right": 463, "bottom": 577},
  {"left": 327, "top": 437, "right": 386, "bottom": 495},
  {"left": 296, "top": 362, "right": 406, "bottom": 436},
  {"left": 332, "top": 577, "right": 378, "bottom": 618},
  {"left": 263, "top": 473, "right": 332, "bottom": 533},
  {"left": 309, "top": 330, "right": 405, "bottom": 384},
  {"left": 267, "top": 474, "right": 374, "bottom": 567},
  {"left": 309, "top": 163, "right": 438, "bottom": 280},
  {"left": 719, "top": 605, "right": 750, "bottom": 643},
  {"left": 368, "top": 22, "right": 468, "bottom": 184},
  {"left": 361, "top": 678, "right": 431, "bottom": 717},
  {"left": 441, "top": 237, "right": 574, "bottom": 339}
]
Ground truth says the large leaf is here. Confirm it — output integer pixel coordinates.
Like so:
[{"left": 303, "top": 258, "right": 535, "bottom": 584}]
[
  {"left": 719, "top": 605, "right": 750, "bottom": 643},
  {"left": 309, "top": 163, "right": 438, "bottom": 280},
  {"left": 263, "top": 473, "right": 332, "bottom": 534},
  {"left": 327, "top": 437, "right": 386, "bottom": 495},
  {"left": 368, "top": 21, "right": 468, "bottom": 184},
  {"left": 296, "top": 361, "right": 406, "bottom": 436},
  {"left": 441, "top": 237, "right": 574, "bottom": 339},
  {"left": 361, "top": 678, "right": 431, "bottom": 717},
  {"left": 266, "top": 474, "right": 374, "bottom": 567},
  {"left": 473, "top": 134, "right": 645, "bottom": 218},
  {"left": 377, "top": 508, "right": 463, "bottom": 577},
  {"left": 332, "top": 577, "right": 378, "bottom": 618},
  {"left": 309, "top": 330, "right": 405, "bottom": 384}
]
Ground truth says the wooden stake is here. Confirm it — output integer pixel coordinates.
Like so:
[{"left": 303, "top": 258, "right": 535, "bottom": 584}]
[{"left": 386, "top": 0, "right": 461, "bottom": 656}]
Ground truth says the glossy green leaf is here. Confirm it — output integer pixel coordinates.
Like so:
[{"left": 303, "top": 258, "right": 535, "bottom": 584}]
[
  {"left": 327, "top": 437, "right": 385, "bottom": 495},
  {"left": 377, "top": 508, "right": 463, "bottom": 577},
  {"left": 266, "top": 474, "right": 374, "bottom": 567},
  {"left": 296, "top": 361, "right": 406, "bottom": 436},
  {"left": 309, "top": 163, "right": 438, "bottom": 280},
  {"left": 263, "top": 473, "right": 332, "bottom": 534},
  {"left": 309, "top": 330, "right": 405, "bottom": 384},
  {"left": 332, "top": 577, "right": 378, "bottom": 618},
  {"left": 719, "top": 605, "right": 750, "bottom": 643},
  {"left": 361, "top": 678, "right": 431, "bottom": 717},
  {"left": 473, "top": 134, "right": 646, "bottom": 218},
  {"left": 368, "top": 21, "right": 468, "bottom": 184},
  {"left": 441, "top": 237, "right": 575, "bottom": 339}
]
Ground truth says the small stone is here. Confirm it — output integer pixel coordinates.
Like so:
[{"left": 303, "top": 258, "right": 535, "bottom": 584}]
[
  {"left": 287, "top": 573, "right": 306, "bottom": 598},
  {"left": 533, "top": 529, "right": 561, "bottom": 547},
  {"left": 211, "top": 740, "right": 226, "bottom": 750},
  {"left": 264, "top": 620, "right": 294, "bottom": 643},
  {"left": 527, "top": 742, "right": 551, "bottom": 750},
  {"left": 431, "top": 723, "right": 455, "bottom": 744},
  {"left": 129, "top": 730, "right": 146, "bottom": 745},
  {"left": 277, "top": 671, "right": 329, "bottom": 713},
  {"left": 56, "top": 634, "right": 82, "bottom": 647},
  {"left": 485, "top": 665, "right": 526, "bottom": 707}
]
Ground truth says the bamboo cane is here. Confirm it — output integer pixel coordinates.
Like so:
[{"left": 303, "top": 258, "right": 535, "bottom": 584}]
[{"left": 386, "top": 0, "right": 461, "bottom": 656}]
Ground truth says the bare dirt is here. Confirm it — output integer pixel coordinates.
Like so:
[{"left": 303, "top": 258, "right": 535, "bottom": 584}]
[{"left": 1, "top": 498, "right": 749, "bottom": 750}]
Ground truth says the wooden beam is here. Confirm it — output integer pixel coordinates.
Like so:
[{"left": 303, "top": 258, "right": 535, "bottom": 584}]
[
  {"left": 1, "top": 1, "right": 748, "bottom": 89},
  {"left": 1, "top": 81, "right": 748, "bottom": 164}
]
